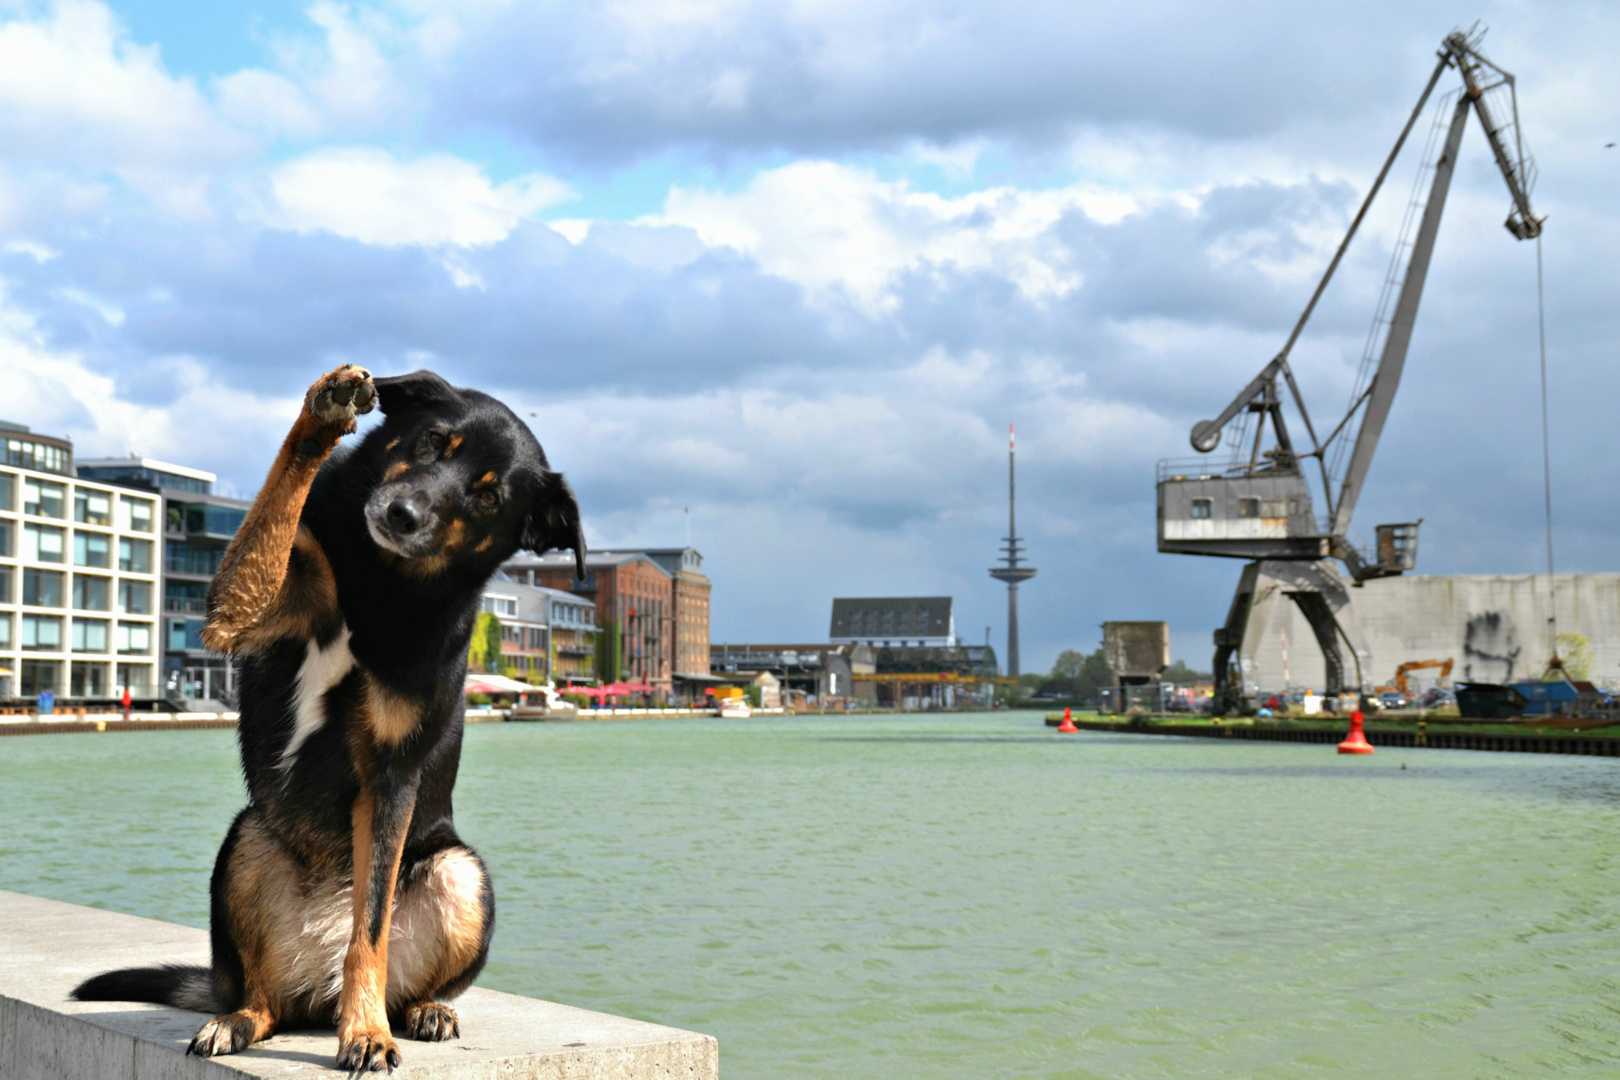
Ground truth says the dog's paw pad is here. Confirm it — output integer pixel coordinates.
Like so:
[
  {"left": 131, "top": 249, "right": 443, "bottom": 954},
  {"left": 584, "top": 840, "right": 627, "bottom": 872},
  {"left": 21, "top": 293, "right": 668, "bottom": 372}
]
[
  {"left": 404, "top": 1001, "right": 460, "bottom": 1042},
  {"left": 336, "top": 1029, "right": 401, "bottom": 1073},
  {"left": 309, "top": 364, "right": 376, "bottom": 425},
  {"left": 187, "top": 1014, "right": 255, "bottom": 1057}
]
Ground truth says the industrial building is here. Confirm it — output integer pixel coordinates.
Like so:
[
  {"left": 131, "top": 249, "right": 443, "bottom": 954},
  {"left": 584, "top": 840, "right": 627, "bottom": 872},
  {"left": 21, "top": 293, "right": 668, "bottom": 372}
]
[
  {"left": 829, "top": 596, "right": 955, "bottom": 648},
  {"left": 1234, "top": 573, "right": 1620, "bottom": 696}
]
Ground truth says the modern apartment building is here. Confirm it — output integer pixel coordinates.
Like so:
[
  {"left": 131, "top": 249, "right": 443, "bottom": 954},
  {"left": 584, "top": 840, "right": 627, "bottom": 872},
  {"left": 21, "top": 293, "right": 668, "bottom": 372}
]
[
  {"left": 76, "top": 456, "right": 251, "bottom": 704},
  {"left": 0, "top": 423, "right": 162, "bottom": 702}
]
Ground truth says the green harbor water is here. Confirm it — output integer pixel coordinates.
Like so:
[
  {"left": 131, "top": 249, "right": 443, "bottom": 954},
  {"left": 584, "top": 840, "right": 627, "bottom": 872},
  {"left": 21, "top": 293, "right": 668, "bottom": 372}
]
[{"left": 5, "top": 712, "right": 1620, "bottom": 1078}]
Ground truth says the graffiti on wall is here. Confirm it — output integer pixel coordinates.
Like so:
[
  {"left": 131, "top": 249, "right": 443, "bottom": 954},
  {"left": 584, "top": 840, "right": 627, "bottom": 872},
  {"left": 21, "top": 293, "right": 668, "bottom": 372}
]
[{"left": 1463, "top": 612, "right": 1522, "bottom": 683}]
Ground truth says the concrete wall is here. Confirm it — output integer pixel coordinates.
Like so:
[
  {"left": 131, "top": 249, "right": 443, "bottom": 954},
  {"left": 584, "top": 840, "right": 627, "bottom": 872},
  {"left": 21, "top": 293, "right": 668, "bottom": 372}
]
[
  {"left": 0, "top": 889, "right": 717, "bottom": 1079},
  {"left": 1236, "top": 573, "right": 1620, "bottom": 692}
]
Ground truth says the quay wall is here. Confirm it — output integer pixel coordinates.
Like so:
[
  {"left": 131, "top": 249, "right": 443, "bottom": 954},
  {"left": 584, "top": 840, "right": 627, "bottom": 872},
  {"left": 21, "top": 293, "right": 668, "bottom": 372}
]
[{"left": 0, "top": 890, "right": 717, "bottom": 1079}]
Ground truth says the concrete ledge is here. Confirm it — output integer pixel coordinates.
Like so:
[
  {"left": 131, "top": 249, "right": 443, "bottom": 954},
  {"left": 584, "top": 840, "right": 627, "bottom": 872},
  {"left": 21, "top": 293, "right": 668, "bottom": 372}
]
[{"left": 0, "top": 890, "right": 718, "bottom": 1079}]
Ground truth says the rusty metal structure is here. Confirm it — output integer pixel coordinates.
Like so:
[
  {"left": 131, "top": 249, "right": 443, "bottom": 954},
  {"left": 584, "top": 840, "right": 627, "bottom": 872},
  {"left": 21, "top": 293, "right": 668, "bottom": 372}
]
[{"left": 1157, "top": 26, "right": 1542, "bottom": 713}]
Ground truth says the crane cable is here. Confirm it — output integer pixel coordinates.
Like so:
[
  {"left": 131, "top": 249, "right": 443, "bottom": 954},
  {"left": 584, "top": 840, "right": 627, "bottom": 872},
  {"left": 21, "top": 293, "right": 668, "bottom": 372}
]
[{"left": 1537, "top": 234, "right": 1558, "bottom": 665}]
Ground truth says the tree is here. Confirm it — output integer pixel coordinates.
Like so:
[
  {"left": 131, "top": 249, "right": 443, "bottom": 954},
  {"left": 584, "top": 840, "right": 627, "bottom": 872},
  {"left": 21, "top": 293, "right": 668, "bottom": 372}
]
[
  {"left": 1554, "top": 632, "right": 1594, "bottom": 682},
  {"left": 1162, "top": 660, "right": 1213, "bottom": 686},
  {"left": 1038, "top": 648, "right": 1112, "bottom": 702},
  {"left": 468, "top": 612, "right": 503, "bottom": 674}
]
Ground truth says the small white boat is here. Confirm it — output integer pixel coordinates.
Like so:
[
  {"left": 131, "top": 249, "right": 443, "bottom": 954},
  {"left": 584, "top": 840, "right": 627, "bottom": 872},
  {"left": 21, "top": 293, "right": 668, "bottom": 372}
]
[{"left": 718, "top": 698, "right": 751, "bottom": 718}]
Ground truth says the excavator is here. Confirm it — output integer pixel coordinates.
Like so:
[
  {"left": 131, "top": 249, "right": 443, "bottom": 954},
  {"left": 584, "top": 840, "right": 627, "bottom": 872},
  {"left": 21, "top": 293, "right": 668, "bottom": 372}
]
[
  {"left": 1392, "top": 658, "right": 1454, "bottom": 699},
  {"left": 1156, "top": 26, "right": 1542, "bottom": 713}
]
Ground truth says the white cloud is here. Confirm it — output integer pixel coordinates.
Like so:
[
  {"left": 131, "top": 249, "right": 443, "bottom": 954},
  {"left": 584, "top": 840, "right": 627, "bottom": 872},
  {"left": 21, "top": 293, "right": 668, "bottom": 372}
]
[
  {"left": 652, "top": 160, "right": 1129, "bottom": 313},
  {"left": 0, "top": 0, "right": 244, "bottom": 212},
  {"left": 267, "top": 148, "right": 574, "bottom": 248}
]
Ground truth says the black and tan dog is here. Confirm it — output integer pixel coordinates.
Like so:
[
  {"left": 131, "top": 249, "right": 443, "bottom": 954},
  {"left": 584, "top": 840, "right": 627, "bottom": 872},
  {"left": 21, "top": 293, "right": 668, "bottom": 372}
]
[{"left": 73, "top": 365, "right": 583, "bottom": 1072}]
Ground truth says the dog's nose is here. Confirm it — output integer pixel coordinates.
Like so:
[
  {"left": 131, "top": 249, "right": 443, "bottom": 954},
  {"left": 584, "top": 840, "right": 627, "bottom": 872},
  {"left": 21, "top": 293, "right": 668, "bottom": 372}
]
[{"left": 386, "top": 497, "right": 424, "bottom": 533}]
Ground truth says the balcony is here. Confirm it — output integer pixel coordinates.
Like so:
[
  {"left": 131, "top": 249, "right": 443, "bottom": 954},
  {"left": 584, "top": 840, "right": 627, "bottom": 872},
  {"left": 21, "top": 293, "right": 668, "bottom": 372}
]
[{"left": 164, "top": 596, "right": 208, "bottom": 615}]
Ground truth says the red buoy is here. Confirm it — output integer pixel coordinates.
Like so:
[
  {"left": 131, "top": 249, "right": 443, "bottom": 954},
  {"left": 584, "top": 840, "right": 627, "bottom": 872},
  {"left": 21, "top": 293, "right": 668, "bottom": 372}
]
[
  {"left": 1338, "top": 710, "right": 1374, "bottom": 755},
  {"left": 1057, "top": 707, "right": 1078, "bottom": 733}
]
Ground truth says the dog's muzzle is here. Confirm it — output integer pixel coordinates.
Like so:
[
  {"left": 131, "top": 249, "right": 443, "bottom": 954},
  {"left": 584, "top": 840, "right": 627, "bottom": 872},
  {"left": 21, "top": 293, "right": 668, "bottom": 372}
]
[{"left": 365, "top": 487, "right": 442, "bottom": 559}]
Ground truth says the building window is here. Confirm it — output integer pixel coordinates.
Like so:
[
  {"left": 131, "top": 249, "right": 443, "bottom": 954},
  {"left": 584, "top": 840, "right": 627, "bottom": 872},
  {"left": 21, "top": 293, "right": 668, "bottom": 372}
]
[
  {"left": 1191, "top": 498, "right": 1213, "bottom": 520},
  {"left": 119, "top": 580, "right": 153, "bottom": 615},
  {"left": 20, "top": 660, "right": 59, "bottom": 696},
  {"left": 5, "top": 439, "right": 68, "bottom": 475},
  {"left": 484, "top": 594, "right": 518, "bottom": 617},
  {"left": 0, "top": 471, "right": 13, "bottom": 510},
  {"left": 74, "top": 489, "right": 112, "bottom": 525},
  {"left": 0, "top": 520, "right": 9, "bottom": 557},
  {"left": 72, "top": 618, "right": 109, "bottom": 653},
  {"left": 23, "top": 568, "right": 63, "bottom": 607},
  {"left": 71, "top": 662, "right": 109, "bottom": 697},
  {"left": 73, "top": 574, "right": 110, "bottom": 611},
  {"left": 0, "top": 566, "right": 8, "bottom": 603},
  {"left": 117, "top": 663, "right": 151, "bottom": 696},
  {"left": 166, "top": 541, "right": 223, "bottom": 575},
  {"left": 23, "top": 478, "right": 65, "bottom": 517},
  {"left": 117, "top": 621, "right": 152, "bottom": 655},
  {"left": 182, "top": 504, "right": 244, "bottom": 538},
  {"left": 0, "top": 612, "right": 10, "bottom": 647},
  {"left": 21, "top": 614, "right": 63, "bottom": 650},
  {"left": 169, "top": 618, "right": 204, "bottom": 651},
  {"left": 1238, "top": 497, "right": 1260, "bottom": 519},
  {"left": 119, "top": 537, "right": 153, "bottom": 573},
  {"left": 120, "top": 496, "right": 154, "bottom": 533},
  {"left": 73, "top": 531, "right": 111, "bottom": 568},
  {"left": 23, "top": 523, "right": 65, "bottom": 562}
]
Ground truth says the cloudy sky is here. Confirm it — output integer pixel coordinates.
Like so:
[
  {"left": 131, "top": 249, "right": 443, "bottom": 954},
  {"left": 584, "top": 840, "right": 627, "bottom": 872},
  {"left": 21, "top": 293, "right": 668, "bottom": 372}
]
[{"left": 0, "top": 0, "right": 1615, "bottom": 672}]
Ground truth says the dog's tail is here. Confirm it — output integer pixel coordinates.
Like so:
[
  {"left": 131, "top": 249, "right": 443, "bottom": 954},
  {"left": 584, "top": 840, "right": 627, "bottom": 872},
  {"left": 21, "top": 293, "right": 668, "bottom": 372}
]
[{"left": 72, "top": 965, "right": 218, "bottom": 1012}]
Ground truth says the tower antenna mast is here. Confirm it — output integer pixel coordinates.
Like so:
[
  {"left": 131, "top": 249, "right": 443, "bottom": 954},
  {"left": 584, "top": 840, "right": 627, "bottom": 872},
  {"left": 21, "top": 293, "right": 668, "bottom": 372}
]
[{"left": 989, "top": 424, "right": 1037, "bottom": 677}]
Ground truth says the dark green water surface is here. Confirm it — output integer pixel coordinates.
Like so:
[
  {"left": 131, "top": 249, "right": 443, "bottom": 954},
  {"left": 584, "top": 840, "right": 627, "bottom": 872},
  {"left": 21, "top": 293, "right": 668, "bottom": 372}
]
[{"left": 5, "top": 713, "right": 1620, "bottom": 1078}]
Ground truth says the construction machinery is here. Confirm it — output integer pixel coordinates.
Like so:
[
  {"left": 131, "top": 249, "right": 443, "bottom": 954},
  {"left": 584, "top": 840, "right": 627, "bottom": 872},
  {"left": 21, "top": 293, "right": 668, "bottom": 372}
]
[
  {"left": 1394, "top": 658, "right": 1454, "bottom": 698},
  {"left": 1156, "top": 26, "right": 1542, "bottom": 713}
]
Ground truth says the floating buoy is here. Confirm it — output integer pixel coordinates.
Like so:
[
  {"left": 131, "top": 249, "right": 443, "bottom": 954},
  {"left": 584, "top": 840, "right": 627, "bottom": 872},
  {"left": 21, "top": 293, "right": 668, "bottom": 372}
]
[
  {"left": 1057, "top": 707, "right": 1078, "bottom": 733},
  {"left": 1338, "top": 710, "right": 1374, "bottom": 755}
]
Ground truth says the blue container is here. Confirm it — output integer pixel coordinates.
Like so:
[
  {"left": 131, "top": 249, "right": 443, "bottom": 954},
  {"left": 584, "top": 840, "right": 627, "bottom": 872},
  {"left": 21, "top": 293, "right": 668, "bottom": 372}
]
[{"left": 1508, "top": 680, "right": 1578, "bottom": 717}]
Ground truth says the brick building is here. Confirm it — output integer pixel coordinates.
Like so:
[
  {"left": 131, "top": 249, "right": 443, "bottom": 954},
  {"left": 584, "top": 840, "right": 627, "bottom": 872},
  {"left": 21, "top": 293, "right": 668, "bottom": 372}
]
[{"left": 508, "top": 551, "right": 671, "bottom": 694}]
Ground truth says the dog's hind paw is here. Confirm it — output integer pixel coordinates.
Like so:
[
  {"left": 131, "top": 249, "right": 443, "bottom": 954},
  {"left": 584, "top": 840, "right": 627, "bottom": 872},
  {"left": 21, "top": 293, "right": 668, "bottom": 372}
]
[
  {"left": 404, "top": 1000, "right": 460, "bottom": 1042},
  {"left": 187, "top": 1012, "right": 259, "bottom": 1057},
  {"left": 336, "top": 1028, "right": 401, "bottom": 1073},
  {"left": 308, "top": 364, "right": 377, "bottom": 427}
]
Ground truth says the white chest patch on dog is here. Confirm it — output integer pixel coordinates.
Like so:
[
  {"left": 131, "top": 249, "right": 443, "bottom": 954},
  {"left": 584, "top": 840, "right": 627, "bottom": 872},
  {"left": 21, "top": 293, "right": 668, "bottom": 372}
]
[{"left": 281, "top": 625, "right": 355, "bottom": 769}]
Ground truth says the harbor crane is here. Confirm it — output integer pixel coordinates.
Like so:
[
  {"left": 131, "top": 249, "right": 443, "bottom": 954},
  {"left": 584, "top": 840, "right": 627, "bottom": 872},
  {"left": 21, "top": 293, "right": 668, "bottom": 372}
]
[{"left": 1155, "top": 26, "right": 1542, "bottom": 713}]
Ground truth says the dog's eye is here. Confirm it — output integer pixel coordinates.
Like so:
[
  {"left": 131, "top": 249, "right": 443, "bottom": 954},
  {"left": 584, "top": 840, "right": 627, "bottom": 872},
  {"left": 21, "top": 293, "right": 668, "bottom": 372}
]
[
  {"left": 479, "top": 490, "right": 500, "bottom": 508},
  {"left": 427, "top": 432, "right": 447, "bottom": 451}
]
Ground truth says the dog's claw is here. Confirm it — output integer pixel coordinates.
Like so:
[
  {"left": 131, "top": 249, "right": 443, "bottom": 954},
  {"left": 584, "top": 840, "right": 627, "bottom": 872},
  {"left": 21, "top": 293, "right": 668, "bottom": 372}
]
[
  {"left": 337, "top": 1029, "right": 401, "bottom": 1074},
  {"left": 405, "top": 1001, "right": 461, "bottom": 1042}
]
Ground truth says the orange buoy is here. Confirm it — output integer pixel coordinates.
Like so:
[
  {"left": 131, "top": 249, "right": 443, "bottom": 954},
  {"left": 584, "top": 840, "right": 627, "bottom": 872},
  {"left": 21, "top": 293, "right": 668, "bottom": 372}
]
[
  {"left": 1057, "top": 707, "right": 1078, "bottom": 733},
  {"left": 1337, "top": 709, "right": 1374, "bottom": 755}
]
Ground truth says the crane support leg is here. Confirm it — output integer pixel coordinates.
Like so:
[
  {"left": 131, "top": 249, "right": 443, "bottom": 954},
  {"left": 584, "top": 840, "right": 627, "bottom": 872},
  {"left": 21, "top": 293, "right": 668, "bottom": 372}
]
[{"left": 1211, "top": 560, "right": 1373, "bottom": 714}]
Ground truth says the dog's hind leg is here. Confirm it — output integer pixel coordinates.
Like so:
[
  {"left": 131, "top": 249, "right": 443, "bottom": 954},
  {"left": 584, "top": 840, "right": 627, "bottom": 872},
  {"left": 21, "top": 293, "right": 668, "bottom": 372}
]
[
  {"left": 189, "top": 813, "right": 303, "bottom": 1057},
  {"left": 386, "top": 845, "right": 495, "bottom": 1042},
  {"left": 201, "top": 364, "right": 374, "bottom": 656}
]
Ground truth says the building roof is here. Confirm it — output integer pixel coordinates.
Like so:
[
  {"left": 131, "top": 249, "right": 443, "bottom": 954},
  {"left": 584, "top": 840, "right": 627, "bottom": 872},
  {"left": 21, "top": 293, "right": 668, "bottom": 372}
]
[
  {"left": 507, "top": 550, "right": 673, "bottom": 577},
  {"left": 829, "top": 597, "right": 954, "bottom": 640},
  {"left": 76, "top": 455, "right": 217, "bottom": 484}
]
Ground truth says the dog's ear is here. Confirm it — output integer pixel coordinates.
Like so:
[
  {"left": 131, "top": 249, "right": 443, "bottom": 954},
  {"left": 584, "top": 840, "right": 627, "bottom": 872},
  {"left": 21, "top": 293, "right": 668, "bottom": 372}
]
[
  {"left": 374, "top": 371, "right": 458, "bottom": 417},
  {"left": 524, "top": 470, "right": 586, "bottom": 578}
]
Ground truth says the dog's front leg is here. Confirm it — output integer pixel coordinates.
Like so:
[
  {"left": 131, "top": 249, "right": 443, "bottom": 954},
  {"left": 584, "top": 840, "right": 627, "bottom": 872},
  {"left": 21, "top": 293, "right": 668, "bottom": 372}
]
[
  {"left": 202, "top": 364, "right": 375, "bottom": 655},
  {"left": 335, "top": 770, "right": 417, "bottom": 1074}
]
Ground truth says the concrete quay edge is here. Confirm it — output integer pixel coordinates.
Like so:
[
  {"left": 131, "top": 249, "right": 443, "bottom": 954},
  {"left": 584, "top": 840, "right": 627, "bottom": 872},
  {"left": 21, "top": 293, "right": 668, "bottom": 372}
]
[{"left": 0, "top": 890, "right": 718, "bottom": 1080}]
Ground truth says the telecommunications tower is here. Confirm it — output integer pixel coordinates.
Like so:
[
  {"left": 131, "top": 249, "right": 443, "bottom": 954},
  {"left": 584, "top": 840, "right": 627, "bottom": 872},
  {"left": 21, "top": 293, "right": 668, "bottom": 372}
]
[{"left": 989, "top": 424, "right": 1036, "bottom": 677}]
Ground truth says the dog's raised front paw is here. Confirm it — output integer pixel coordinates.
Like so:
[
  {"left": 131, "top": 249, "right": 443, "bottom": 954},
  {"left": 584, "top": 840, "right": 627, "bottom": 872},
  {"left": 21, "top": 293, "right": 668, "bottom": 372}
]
[
  {"left": 308, "top": 364, "right": 377, "bottom": 427},
  {"left": 336, "top": 1028, "right": 401, "bottom": 1073},
  {"left": 404, "top": 1000, "right": 461, "bottom": 1042}
]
